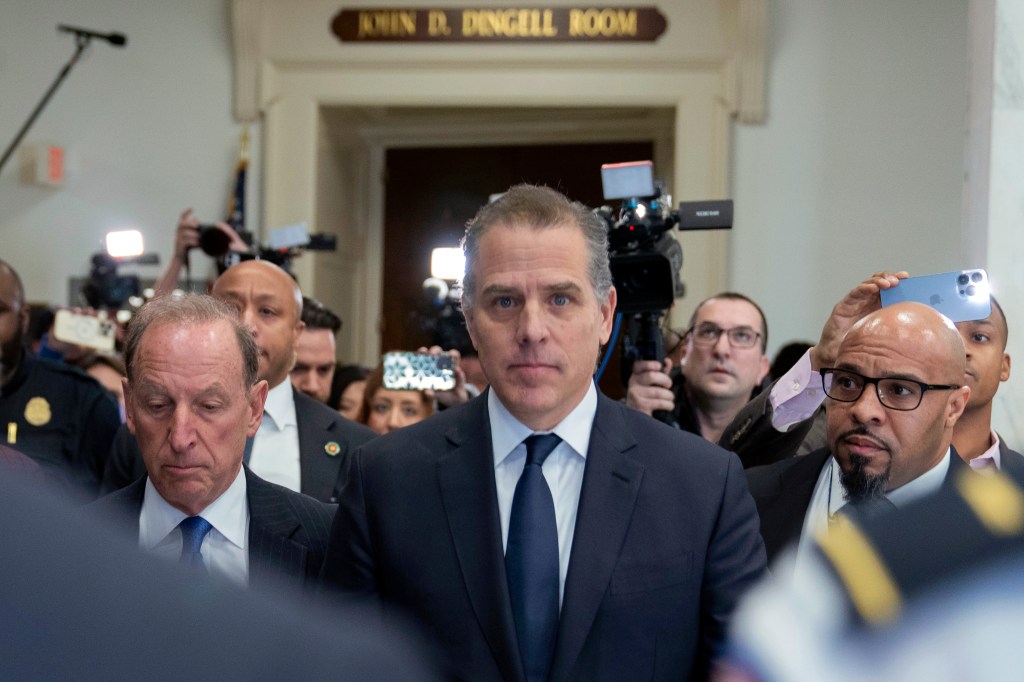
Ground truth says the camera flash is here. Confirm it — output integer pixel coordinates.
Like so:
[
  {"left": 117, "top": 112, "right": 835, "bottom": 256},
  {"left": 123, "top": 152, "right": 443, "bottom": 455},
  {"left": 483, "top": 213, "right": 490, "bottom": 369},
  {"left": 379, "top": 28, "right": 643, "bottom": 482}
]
[
  {"left": 105, "top": 230, "right": 144, "bottom": 258},
  {"left": 431, "top": 247, "right": 465, "bottom": 281}
]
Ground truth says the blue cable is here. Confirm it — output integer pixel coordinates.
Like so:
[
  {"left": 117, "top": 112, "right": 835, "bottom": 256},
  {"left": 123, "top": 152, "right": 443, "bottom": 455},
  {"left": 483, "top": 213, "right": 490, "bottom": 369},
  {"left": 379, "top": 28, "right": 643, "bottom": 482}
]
[{"left": 594, "top": 312, "right": 623, "bottom": 383}]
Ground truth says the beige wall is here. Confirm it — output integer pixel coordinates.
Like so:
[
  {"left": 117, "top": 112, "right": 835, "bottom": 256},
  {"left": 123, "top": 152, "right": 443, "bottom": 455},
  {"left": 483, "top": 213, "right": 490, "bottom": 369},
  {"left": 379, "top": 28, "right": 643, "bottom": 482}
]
[
  {"left": 984, "top": 0, "right": 1024, "bottom": 443},
  {"left": 1, "top": 0, "right": 996, "bottom": 415}
]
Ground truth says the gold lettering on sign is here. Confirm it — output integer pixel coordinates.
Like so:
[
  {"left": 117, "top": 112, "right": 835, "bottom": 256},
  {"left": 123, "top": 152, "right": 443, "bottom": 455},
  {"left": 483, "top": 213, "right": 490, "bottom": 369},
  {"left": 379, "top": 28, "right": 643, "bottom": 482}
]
[
  {"left": 462, "top": 9, "right": 557, "bottom": 38},
  {"left": 357, "top": 10, "right": 417, "bottom": 38},
  {"left": 568, "top": 8, "right": 638, "bottom": 37},
  {"left": 428, "top": 10, "right": 452, "bottom": 36}
]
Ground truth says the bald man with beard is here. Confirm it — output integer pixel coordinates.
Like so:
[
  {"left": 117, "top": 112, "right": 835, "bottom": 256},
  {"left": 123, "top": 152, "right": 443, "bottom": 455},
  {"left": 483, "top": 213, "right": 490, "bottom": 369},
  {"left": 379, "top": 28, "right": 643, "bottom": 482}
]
[{"left": 745, "top": 302, "right": 972, "bottom": 571}]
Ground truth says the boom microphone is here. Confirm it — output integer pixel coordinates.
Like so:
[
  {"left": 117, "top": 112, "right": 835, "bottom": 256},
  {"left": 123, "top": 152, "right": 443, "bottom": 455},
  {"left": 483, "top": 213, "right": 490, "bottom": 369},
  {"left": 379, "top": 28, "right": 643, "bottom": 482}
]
[{"left": 57, "top": 24, "right": 127, "bottom": 47}]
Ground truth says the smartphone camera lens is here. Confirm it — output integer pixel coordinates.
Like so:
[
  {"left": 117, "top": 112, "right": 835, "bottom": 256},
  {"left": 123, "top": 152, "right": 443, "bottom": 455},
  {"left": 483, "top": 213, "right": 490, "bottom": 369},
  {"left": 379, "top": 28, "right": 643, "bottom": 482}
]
[
  {"left": 957, "top": 274, "right": 970, "bottom": 286},
  {"left": 966, "top": 284, "right": 977, "bottom": 297},
  {"left": 971, "top": 271, "right": 983, "bottom": 283}
]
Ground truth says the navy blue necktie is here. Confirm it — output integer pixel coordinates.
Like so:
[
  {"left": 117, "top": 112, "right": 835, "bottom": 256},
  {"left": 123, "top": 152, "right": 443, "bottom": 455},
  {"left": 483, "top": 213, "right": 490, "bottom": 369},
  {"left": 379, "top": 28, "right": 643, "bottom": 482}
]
[
  {"left": 506, "top": 433, "right": 562, "bottom": 682},
  {"left": 178, "top": 516, "right": 213, "bottom": 571}
]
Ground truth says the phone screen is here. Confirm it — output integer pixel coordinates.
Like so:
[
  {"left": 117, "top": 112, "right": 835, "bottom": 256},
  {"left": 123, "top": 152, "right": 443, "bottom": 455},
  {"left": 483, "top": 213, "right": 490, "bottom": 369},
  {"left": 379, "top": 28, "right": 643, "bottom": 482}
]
[{"left": 382, "top": 352, "right": 457, "bottom": 392}]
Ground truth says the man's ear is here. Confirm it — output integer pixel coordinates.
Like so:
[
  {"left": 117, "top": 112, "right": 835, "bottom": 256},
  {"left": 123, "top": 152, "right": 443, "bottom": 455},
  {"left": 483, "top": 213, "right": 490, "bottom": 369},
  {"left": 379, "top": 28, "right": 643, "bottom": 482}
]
[
  {"left": 122, "top": 378, "right": 136, "bottom": 435},
  {"left": 247, "top": 380, "right": 269, "bottom": 437},
  {"left": 598, "top": 286, "right": 617, "bottom": 345},
  {"left": 947, "top": 385, "right": 971, "bottom": 427},
  {"left": 677, "top": 341, "right": 690, "bottom": 367},
  {"left": 1000, "top": 353, "right": 1011, "bottom": 383},
  {"left": 756, "top": 354, "right": 770, "bottom": 384},
  {"left": 463, "top": 307, "right": 480, "bottom": 352}
]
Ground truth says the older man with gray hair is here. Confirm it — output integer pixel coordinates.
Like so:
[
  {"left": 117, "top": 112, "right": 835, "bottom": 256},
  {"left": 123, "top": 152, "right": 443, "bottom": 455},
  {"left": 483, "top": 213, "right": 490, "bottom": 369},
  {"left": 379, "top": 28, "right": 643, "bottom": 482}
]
[{"left": 91, "top": 294, "right": 333, "bottom": 593}]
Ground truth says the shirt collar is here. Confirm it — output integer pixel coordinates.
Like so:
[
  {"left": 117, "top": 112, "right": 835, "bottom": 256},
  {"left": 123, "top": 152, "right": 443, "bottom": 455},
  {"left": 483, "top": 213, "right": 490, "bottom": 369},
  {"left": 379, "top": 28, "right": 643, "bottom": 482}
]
[
  {"left": 262, "top": 380, "right": 298, "bottom": 431},
  {"left": 969, "top": 431, "right": 1001, "bottom": 471},
  {"left": 140, "top": 465, "right": 249, "bottom": 550},
  {"left": 489, "top": 381, "right": 598, "bottom": 468}
]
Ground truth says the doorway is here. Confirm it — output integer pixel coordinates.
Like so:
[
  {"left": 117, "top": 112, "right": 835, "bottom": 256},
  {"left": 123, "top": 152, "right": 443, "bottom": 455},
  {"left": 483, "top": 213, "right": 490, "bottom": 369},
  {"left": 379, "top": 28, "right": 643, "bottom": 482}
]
[{"left": 380, "top": 140, "right": 655, "bottom": 398}]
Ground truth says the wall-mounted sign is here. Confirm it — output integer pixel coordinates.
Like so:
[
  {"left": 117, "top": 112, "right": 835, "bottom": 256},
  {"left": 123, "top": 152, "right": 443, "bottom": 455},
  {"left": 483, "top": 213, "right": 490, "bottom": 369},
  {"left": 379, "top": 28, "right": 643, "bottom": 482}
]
[{"left": 332, "top": 7, "right": 667, "bottom": 43}]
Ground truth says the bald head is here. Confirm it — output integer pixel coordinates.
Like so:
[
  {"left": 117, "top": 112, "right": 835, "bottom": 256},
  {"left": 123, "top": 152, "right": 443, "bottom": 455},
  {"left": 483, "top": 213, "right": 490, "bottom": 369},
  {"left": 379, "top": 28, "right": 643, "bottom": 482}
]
[
  {"left": 211, "top": 260, "right": 305, "bottom": 388},
  {"left": 842, "top": 302, "right": 966, "bottom": 382},
  {"left": 828, "top": 301, "right": 971, "bottom": 498},
  {"left": 213, "top": 260, "right": 303, "bottom": 322}
]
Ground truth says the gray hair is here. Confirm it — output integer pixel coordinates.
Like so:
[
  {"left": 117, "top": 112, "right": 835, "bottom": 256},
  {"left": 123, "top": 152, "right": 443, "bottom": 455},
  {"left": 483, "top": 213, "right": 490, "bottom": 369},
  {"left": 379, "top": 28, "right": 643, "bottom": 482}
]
[
  {"left": 124, "top": 293, "right": 260, "bottom": 389},
  {"left": 459, "top": 184, "right": 612, "bottom": 311}
]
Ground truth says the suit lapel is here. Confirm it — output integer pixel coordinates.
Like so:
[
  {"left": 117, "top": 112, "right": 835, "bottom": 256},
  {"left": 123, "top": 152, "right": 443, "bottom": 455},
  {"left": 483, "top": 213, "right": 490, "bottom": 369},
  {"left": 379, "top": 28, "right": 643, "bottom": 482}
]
[
  {"left": 101, "top": 476, "right": 147, "bottom": 534},
  {"left": 549, "top": 396, "right": 643, "bottom": 682},
  {"left": 998, "top": 438, "right": 1024, "bottom": 480},
  {"left": 294, "top": 388, "right": 338, "bottom": 502},
  {"left": 943, "top": 446, "right": 970, "bottom": 484},
  {"left": 436, "top": 396, "right": 525, "bottom": 682},
  {"left": 752, "top": 450, "right": 830, "bottom": 562},
  {"left": 244, "top": 468, "right": 308, "bottom": 589}
]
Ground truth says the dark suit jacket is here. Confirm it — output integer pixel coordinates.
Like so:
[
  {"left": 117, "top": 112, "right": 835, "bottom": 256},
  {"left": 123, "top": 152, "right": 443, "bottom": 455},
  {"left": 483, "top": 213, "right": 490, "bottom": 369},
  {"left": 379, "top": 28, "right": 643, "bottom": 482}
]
[
  {"left": 3, "top": 477, "right": 432, "bottom": 680},
  {"left": 719, "top": 378, "right": 826, "bottom": 468},
  {"left": 322, "top": 390, "right": 767, "bottom": 681},
  {"left": 998, "top": 438, "right": 1024, "bottom": 480},
  {"left": 101, "top": 386, "right": 376, "bottom": 502},
  {"left": 746, "top": 446, "right": 970, "bottom": 565},
  {"left": 90, "top": 466, "right": 334, "bottom": 592}
]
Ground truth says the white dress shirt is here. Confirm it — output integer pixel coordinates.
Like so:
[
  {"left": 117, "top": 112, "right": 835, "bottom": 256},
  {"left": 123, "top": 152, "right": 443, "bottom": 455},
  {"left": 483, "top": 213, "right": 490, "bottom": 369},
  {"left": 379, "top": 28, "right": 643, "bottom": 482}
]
[
  {"left": 490, "top": 382, "right": 596, "bottom": 606},
  {"left": 248, "top": 380, "right": 301, "bottom": 492},
  {"left": 139, "top": 465, "right": 250, "bottom": 586}
]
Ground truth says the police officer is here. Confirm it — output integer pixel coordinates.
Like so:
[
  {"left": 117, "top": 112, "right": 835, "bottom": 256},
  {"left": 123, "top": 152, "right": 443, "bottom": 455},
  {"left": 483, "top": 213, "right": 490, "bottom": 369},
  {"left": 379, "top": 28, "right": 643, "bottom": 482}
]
[{"left": 0, "top": 260, "right": 120, "bottom": 501}]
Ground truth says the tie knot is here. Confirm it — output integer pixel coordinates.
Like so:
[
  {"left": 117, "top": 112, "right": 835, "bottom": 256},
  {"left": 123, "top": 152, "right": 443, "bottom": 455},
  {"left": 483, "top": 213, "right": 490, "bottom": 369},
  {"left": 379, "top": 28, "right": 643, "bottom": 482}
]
[
  {"left": 523, "top": 433, "right": 562, "bottom": 467},
  {"left": 178, "top": 516, "right": 213, "bottom": 557}
]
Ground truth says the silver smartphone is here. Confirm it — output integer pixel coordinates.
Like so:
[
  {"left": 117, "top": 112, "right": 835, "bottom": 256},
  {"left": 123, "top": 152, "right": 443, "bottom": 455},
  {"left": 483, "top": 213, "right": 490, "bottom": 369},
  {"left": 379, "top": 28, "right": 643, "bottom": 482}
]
[
  {"left": 382, "top": 352, "right": 457, "bottom": 391},
  {"left": 879, "top": 269, "right": 992, "bottom": 323},
  {"left": 53, "top": 309, "right": 116, "bottom": 351}
]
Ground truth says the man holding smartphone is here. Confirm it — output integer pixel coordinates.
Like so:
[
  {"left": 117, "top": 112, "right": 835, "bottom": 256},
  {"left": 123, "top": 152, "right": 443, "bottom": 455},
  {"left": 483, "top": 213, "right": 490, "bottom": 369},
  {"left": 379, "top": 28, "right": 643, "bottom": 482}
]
[
  {"left": 722, "top": 272, "right": 1024, "bottom": 475},
  {"left": 745, "top": 300, "right": 972, "bottom": 569}
]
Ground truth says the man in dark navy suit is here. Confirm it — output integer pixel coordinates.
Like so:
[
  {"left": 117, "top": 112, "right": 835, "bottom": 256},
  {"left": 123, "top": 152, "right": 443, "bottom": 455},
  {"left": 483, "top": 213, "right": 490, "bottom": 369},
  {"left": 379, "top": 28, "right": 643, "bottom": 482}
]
[
  {"left": 91, "top": 294, "right": 332, "bottom": 593},
  {"left": 322, "top": 185, "right": 766, "bottom": 681}
]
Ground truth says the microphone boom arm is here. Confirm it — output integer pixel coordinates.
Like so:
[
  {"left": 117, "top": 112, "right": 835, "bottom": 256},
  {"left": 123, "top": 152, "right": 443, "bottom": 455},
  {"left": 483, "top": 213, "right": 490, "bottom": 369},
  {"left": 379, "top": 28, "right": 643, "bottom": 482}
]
[{"left": 0, "top": 25, "right": 124, "bottom": 176}]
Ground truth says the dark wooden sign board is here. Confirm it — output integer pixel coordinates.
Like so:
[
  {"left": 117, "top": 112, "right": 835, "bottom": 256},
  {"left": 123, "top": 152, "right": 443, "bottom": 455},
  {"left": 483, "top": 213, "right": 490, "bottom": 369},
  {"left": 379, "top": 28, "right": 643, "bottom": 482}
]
[{"left": 332, "top": 7, "right": 667, "bottom": 42}]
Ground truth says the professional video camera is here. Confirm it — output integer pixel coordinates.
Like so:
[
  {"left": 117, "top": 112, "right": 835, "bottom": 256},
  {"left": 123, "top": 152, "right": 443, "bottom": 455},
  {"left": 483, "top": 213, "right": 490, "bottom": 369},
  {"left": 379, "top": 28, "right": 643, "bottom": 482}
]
[
  {"left": 191, "top": 221, "right": 337, "bottom": 275},
  {"left": 594, "top": 161, "right": 732, "bottom": 422}
]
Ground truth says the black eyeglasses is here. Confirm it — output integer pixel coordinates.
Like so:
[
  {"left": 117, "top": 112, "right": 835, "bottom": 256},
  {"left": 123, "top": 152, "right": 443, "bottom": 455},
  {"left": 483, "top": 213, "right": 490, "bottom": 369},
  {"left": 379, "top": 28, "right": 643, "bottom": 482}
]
[
  {"left": 685, "top": 323, "right": 761, "bottom": 349},
  {"left": 820, "top": 368, "right": 960, "bottom": 411}
]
